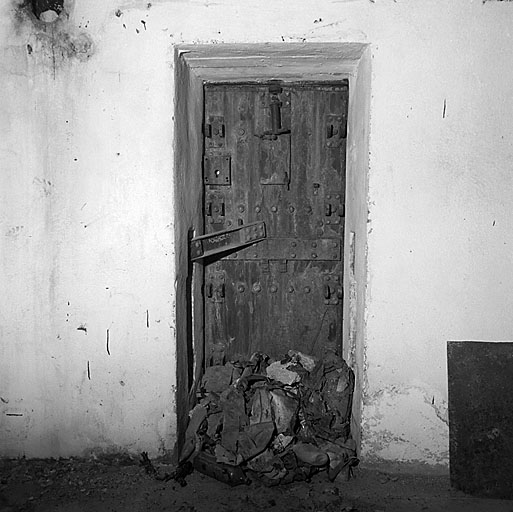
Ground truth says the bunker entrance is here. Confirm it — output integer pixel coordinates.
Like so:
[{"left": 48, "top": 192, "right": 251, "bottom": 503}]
[
  {"left": 174, "top": 44, "right": 370, "bottom": 465},
  {"left": 174, "top": 80, "right": 358, "bottom": 485}
]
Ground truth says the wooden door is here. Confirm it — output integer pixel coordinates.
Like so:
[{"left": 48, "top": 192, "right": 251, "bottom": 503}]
[{"left": 199, "top": 82, "right": 348, "bottom": 364}]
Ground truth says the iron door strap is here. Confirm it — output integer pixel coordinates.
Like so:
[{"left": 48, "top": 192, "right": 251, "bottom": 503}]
[
  {"left": 223, "top": 238, "right": 342, "bottom": 261},
  {"left": 190, "top": 221, "right": 266, "bottom": 261}
]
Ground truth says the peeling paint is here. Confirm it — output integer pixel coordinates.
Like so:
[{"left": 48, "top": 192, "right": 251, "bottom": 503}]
[
  {"left": 5, "top": 226, "right": 24, "bottom": 238},
  {"left": 362, "top": 385, "right": 449, "bottom": 465},
  {"left": 33, "top": 177, "right": 53, "bottom": 197},
  {"left": 424, "top": 392, "right": 449, "bottom": 427}
]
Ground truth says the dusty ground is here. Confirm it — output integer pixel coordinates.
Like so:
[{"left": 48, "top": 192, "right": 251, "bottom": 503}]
[{"left": 1, "top": 456, "right": 513, "bottom": 512}]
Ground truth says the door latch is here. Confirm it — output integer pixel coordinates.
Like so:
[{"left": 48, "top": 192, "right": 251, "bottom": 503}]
[
  {"left": 206, "top": 272, "right": 226, "bottom": 302},
  {"left": 255, "top": 84, "right": 290, "bottom": 140},
  {"left": 324, "top": 284, "right": 343, "bottom": 305},
  {"left": 326, "top": 114, "right": 347, "bottom": 147},
  {"left": 204, "top": 116, "right": 225, "bottom": 148},
  {"left": 324, "top": 193, "right": 345, "bottom": 227},
  {"left": 205, "top": 193, "right": 227, "bottom": 226}
]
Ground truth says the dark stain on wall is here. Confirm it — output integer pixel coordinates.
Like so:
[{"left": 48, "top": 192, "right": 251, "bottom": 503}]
[
  {"left": 77, "top": 324, "right": 87, "bottom": 334},
  {"left": 11, "top": 0, "right": 95, "bottom": 69}
]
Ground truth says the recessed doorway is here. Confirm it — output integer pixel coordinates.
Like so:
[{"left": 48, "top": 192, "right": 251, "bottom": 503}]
[{"left": 173, "top": 43, "right": 370, "bottom": 456}]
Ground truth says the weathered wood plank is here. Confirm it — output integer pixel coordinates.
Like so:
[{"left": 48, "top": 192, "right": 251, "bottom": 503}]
[{"left": 204, "top": 83, "right": 347, "bottom": 362}]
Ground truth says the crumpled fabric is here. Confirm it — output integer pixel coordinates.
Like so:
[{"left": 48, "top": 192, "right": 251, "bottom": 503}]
[{"left": 190, "top": 349, "right": 358, "bottom": 485}]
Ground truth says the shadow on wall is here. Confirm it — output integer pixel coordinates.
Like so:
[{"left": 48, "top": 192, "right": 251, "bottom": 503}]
[{"left": 12, "top": 0, "right": 95, "bottom": 66}]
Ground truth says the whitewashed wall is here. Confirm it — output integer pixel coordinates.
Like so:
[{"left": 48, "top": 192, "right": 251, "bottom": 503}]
[{"left": 1, "top": 0, "right": 513, "bottom": 465}]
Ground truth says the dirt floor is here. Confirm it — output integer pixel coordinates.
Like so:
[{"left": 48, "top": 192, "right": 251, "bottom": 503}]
[{"left": 1, "top": 456, "right": 513, "bottom": 512}]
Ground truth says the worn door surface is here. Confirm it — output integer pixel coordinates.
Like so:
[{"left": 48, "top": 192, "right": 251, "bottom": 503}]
[{"left": 200, "top": 82, "right": 348, "bottom": 364}]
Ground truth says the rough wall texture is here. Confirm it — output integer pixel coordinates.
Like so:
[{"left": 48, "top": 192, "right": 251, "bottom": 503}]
[
  {"left": 1, "top": 0, "right": 513, "bottom": 465},
  {"left": 1, "top": 0, "right": 177, "bottom": 458}
]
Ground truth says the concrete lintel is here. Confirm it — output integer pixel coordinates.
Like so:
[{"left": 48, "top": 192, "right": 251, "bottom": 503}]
[{"left": 179, "top": 43, "right": 367, "bottom": 82}]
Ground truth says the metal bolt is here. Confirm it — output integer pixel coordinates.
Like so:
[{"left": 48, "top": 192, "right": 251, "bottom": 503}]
[
  {"left": 288, "top": 286, "right": 294, "bottom": 293},
  {"left": 290, "top": 241, "right": 297, "bottom": 247},
  {"left": 311, "top": 242, "right": 317, "bottom": 248},
  {"left": 289, "top": 206, "right": 295, "bottom": 213},
  {"left": 238, "top": 205, "right": 245, "bottom": 213},
  {"left": 237, "top": 284, "right": 245, "bottom": 293},
  {"left": 270, "top": 285, "right": 278, "bottom": 293},
  {"left": 312, "top": 253, "right": 317, "bottom": 258},
  {"left": 238, "top": 128, "right": 245, "bottom": 136},
  {"left": 253, "top": 283, "right": 262, "bottom": 293},
  {"left": 290, "top": 253, "right": 296, "bottom": 258},
  {"left": 271, "top": 206, "right": 278, "bottom": 213},
  {"left": 255, "top": 206, "right": 261, "bottom": 213},
  {"left": 304, "top": 286, "right": 311, "bottom": 294}
]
